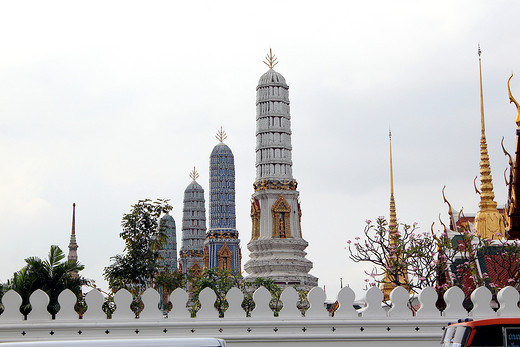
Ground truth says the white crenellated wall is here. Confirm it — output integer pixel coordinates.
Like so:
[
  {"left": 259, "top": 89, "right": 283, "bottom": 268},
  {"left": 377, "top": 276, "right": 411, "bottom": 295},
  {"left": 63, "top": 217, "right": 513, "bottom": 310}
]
[{"left": 1, "top": 285, "right": 520, "bottom": 346}]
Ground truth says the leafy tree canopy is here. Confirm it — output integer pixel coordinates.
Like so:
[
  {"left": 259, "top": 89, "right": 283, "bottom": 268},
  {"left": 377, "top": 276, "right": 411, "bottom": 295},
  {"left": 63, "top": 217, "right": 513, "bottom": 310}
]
[
  {"left": 5, "top": 245, "right": 85, "bottom": 316},
  {"left": 103, "top": 198, "right": 172, "bottom": 293}
]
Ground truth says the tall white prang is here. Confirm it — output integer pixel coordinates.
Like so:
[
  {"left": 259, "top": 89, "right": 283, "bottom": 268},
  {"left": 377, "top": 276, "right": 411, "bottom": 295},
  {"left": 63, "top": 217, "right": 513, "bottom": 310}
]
[{"left": 244, "top": 52, "right": 318, "bottom": 289}]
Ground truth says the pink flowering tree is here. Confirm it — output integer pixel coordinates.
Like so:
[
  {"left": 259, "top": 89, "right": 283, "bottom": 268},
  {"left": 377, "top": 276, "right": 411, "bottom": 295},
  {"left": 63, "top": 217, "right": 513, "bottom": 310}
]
[
  {"left": 347, "top": 217, "right": 442, "bottom": 295},
  {"left": 348, "top": 215, "right": 520, "bottom": 308}
]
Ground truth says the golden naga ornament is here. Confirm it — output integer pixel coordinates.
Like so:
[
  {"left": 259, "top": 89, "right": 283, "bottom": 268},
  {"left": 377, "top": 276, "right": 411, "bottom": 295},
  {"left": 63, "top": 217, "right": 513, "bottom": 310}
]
[{"left": 508, "top": 74, "right": 520, "bottom": 126}]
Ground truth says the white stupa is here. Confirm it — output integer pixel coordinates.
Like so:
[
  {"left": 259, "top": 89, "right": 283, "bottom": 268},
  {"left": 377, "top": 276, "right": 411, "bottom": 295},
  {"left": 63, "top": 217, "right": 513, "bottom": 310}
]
[{"left": 244, "top": 50, "right": 318, "bottom": 289}]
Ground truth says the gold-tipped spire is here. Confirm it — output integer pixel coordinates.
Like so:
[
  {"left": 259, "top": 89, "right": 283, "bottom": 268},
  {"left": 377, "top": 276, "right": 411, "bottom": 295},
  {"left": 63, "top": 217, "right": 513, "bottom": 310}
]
[
  {"left": 215, "top": 126, "right": 227, "bottom": 143},
  {"left": 473, "top": 46, "right": 505, "bottom": 239},
  {"left": 263, "top": 48, "right": 279, "bottom": 69},
  {"left": 389, "top": 129, "right": 397, "bottom": 231},
  {"left": 190, "top": 167, "right": 199, "bottom": 181},
  {"left": 508, "top": 74, "right": 520, "bottom": 126},
  {"left": 382, "top": 130, "right": 409, "bottom": 300}
]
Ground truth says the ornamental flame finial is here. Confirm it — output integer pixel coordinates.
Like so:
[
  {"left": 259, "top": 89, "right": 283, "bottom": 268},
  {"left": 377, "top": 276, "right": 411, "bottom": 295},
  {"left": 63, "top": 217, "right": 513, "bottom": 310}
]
[
  {"left": 190, "top": 166, "right": 199, "bottom": 181},
  {"left": 216, "top": 126, "right": 227, "bottom": 143},
  {"left": 263, "top": 48, "right": 279, "bottom": 69}
]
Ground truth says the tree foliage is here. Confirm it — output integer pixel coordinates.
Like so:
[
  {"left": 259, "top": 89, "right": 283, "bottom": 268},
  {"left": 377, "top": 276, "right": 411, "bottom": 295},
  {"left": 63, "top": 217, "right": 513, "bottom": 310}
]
[
  {"left": 189, "top": 269, "right": 282, "bottom": 317},
  {"left": 103, "top": 199, "right": 172, "bottom": 294},
  {"left": 5, "top": 245, "right": 85, "bottom": 317}
]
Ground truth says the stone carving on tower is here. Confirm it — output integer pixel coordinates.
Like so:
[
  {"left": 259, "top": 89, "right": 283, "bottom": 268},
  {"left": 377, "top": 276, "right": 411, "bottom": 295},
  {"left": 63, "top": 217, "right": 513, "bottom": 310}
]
[
  {"left": 473, "top": 46, "right": 505, "bottom": 240},
  {"left": 244, "top": 50, "right": 318, "bottom": 289},
  {"left": 158, "top": 212, "right": 177, "bottom": 272},
  {"left": 203, "top": 128, "right": 241, "bottom": 272},
  {"left": 179, "top": 168, "right": 206, "bottom": 276}
]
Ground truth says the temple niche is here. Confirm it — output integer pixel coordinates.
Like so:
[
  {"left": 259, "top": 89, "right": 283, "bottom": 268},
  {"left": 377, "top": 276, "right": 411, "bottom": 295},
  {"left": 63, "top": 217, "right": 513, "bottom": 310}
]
[{"left": 272, "top": 194, "right": 291, "bottom": 238}]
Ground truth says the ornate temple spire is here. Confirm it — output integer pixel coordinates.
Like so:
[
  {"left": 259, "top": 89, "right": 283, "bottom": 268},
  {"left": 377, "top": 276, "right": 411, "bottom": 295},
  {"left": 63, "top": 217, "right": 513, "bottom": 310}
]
[
  {"left": 205, "top": 128, "right": 240, "bottom": 271},
  {"left": 382, "top": 130, "right": 408, "bottom": 300},
  {"left": 504, "top": 74, "right": 520, "bottom": 238},
  {"left": 179, "top": 169, "right": 206, "bottom": 275},
  {"left": 67, "top": 203, "right": 79, "bottom": 263},
  {"left": 389, "top": 129, "right": 397, "bottom": 231},
  {"left": 474, "top": 46, "right": 505, "bottom": 239}
]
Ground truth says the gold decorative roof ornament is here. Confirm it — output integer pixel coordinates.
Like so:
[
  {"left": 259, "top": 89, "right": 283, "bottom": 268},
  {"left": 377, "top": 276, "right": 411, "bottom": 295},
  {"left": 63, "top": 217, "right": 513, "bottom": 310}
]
[
  {"left": 505, "top": 74, "right": 520, "bottom": 239},
  {"left": 263, "top": 48, "right": 279, "bottom": 69},
  {"left": 508, "top": 74, "right": 520, "bottom": 126},
  {"left": 216, "top": 126, "right": 227, "bottom": 143},
  {"left": 189, "top": 166, "right": 199, "bottom": 182},
  {"left": 473, "top": 45, "right": 505, "bottom": 240},
  {"left": 442, "top": 186, "right": 458, "bottom": 232}
]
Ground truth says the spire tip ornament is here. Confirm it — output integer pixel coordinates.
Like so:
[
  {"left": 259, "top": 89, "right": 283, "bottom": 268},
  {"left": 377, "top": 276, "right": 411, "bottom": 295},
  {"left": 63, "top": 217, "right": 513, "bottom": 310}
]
[
  {"left": 263, "top": 48, "right": 279, "bottom": 69},
  {"left": 215, "top": 126, "right": 227, "bottom": 143},
  {"left": 190, "top": 167, "right": 199, "bottom": 182}
]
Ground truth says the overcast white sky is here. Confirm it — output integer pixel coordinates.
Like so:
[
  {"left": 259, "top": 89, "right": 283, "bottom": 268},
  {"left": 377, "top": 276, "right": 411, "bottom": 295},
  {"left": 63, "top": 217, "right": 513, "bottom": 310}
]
[{"left": 1, "top": 0, "right": 519, "bottom": 299}]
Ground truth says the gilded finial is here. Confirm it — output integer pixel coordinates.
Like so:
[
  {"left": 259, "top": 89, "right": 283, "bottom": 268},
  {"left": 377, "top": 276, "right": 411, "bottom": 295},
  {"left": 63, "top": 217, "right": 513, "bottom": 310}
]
[
  {"left": 190, "top": 167, "right": 199, "bottom": 181},
  {"left": 507, "top": 74, "right": 520, "bottom": 126},
  {"left": 215, "top": 126, "right": 227, "bottom": 143},
  {"left": 263, "top": 48, "right": 279, "bottom": 69}
]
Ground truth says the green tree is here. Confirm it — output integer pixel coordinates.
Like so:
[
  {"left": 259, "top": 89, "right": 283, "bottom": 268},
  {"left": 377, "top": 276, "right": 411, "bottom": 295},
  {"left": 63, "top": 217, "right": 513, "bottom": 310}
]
[
  {"left": 155, "top": 270, "right": 187, "bottom": 312},
  {"left": 190, "top": 269, "right": 282, "bottom": 317},
  {"left": 103, "top": 199, "right": 172, "bottom": 294},
  {"left": 190, "top": 268, "right": 234, "bottom": 317},
  {"left": 6, "top": 245, "right": 85, "bottom": 317}
]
